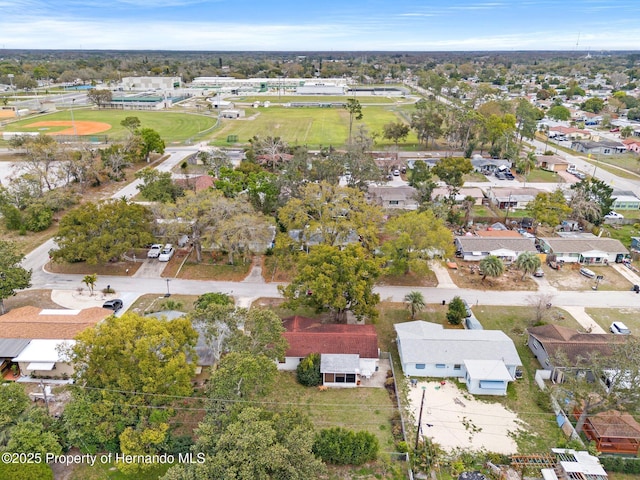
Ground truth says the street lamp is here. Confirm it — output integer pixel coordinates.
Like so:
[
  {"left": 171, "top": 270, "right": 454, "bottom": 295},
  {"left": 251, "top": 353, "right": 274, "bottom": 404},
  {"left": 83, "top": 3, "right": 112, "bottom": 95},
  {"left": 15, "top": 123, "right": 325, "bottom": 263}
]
[{"left": 165, "top": 278, "right": 171, "bottom": 297}]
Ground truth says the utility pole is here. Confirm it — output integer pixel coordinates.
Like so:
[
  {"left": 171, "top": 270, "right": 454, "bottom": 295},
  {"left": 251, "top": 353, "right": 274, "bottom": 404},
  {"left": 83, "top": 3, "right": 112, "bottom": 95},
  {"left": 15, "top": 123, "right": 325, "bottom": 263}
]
[{"left": 414, "top": 386, "right": 426, "bottom": 450}]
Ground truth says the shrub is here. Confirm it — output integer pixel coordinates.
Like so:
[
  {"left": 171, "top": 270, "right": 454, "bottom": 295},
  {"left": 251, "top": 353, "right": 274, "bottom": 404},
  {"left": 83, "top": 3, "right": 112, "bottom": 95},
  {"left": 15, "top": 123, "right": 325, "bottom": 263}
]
[
  {"left": 447, "top": 296, "right": 466, "bottom": 325},
  {"left": 313, "top": 427, "right": 379, "bottom": 465},
  {"left": 296, "top": 352, "right": 322, "bottom": 387}
]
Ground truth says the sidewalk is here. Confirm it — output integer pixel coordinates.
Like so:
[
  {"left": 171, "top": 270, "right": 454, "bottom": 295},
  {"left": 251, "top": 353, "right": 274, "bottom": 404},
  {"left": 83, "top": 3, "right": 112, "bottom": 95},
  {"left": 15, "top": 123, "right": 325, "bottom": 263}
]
[{"left": 560, "top": 306, "right": 606, "bottom": 334}]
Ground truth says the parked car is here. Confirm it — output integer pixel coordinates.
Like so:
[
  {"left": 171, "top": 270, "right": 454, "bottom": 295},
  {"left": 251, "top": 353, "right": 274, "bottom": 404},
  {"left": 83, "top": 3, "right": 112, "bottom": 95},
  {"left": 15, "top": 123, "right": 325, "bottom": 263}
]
[
  {"left": 579, "top": 266, "right": 596, "bottom": 278},
  {"left": 393, "top": 169, "right": 400, "bottom": 176},
  {"left": 504, "top": 172, "right": 514, "bottom": 180},
  {"left": 604, "top": 211, "right": 624, "bottom": 219},
  {"left": 461, "top": 299, "right": 472, "bottom": 318},
  {"left": 147, "top": 244, "right": 163, "bottom": 258},
  {"left": 158, "top": 244, "right": 175, "bottom": 262},
  {"left": 495, "top": 172, "right": 506, "bottom": 180},
  {"left": 102, "top": 299, "right": 123, "bottom": 312},
  {"left": 610, "top": 321, "right": 631, "bottom": 335},
  {"left": 533, "top": 268, "right": 544, "bottom": 278}
]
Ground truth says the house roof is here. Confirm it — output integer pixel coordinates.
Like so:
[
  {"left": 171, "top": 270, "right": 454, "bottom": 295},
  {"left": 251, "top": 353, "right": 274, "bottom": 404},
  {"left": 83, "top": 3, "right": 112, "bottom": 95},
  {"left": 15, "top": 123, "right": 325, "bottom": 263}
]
[
  {"left": 367, "top": 185, "right": 417, "bottom": 202},
  {"left": 474, "top": 229, "right": 523, "bottom": 238},
  {"left": 320, "top": 353, "right": 360, "bottom": 374},
  {"left": 12, "top": 339, "right": 75, "bottom": 363},
  {"left": 464, "top": 359, "right": 513, "bottom": 381},
  {"left": 586, "top": 410, "right": 640, "bottom": 439},
  {"left": 0, "top": 306, "right": 110, "bottom": 340},
  {"left": 394, "top": 321, "right": 521, "bottom": 366},
  {"left": 527, "top": 324, "right": 627, "bottom": 363},
  {"left": 282, "top": 316, "right": 378, "bottom": 358},
  {"left": 536, "top": 155, "right": 569, "bottom": 165},
  {"left": 0, "top": 338, "right": 31, "bottom": 358},
  {"left": 455, "top": 236, "right": 537, "bottom": 253},
  {"left": 539, "top": 237, "right": 628, "bottom": 255}
]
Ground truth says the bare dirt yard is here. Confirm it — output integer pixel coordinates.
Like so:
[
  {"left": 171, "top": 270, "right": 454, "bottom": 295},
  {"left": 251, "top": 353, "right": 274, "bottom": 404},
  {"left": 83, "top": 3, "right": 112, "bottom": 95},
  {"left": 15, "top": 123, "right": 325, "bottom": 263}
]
[{"left": 408, "top": 380, "right": 523, "bottom": 454}]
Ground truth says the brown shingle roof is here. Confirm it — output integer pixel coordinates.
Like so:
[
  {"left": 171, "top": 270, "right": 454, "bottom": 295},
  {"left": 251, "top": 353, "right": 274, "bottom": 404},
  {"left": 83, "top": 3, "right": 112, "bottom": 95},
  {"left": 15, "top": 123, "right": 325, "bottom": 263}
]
[
  {"left": 587, "top": 410, "right": 640, "bottom": 439},
  {"left": 0, "top": 306, "right": 110, "bottom": 339},
  {"left": 282, "top": 316, "right": 378, "bottom": 359},
  {"left": 528, "top": 324, "right": 627, "bottom": 363}
]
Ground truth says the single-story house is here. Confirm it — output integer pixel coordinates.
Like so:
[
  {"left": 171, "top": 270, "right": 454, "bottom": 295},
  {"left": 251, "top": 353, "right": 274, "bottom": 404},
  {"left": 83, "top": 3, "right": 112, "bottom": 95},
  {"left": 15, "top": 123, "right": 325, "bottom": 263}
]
[
  {"left": 622, "top": 138, "right": 640, "bottom": 154},
  {"left": 367, "top": 185, "right": 418, "bottom": 210},
  {"left": 537, "top": 237, "right": 628, "bottom": 264},
  {"left": 12, "top": 339, "right": 75, "bottom": 379},
  {"left": 454, "top": 236, "right": 537, "bottom": 262},
  {"left": 527, "top": 324, "right": 627, "bottom": 371},
  {"left": 485, "top": 187, "right": 544, "bottom": 210},
  {"left": 432, "top": 186, "right": 485, "bottom": 205},
  {"left": 536, "top": 154, "right": 569, "bottom": 172},
  {"left": 575, "top": 409, "right": 640, "bottom": 455},
  {"left": 0, "top": 339, "right": 31, "bottom": 380},
  {"left": 611, "top": 190, "right": 640, "bottom": 211},
  {"left": 279, "top": 317, "right": 379, "bottom": 385},
  {"left": 549, "top": 126, "right": 591, "bottom": 140},
  {"left": 175, "top": 175, "right": 215, "bottom": 192},
  {"left": 320, "top": 354, "right": 360, "bottom": 388},
  {"left": 470, "top": 157, "right": 511, "bottom": 174},
  {"left": 571, "top": 140, "right": 626, "bottom": 155},
  {"left": 0, "top": 306, "right": 110, "bottom": 339},
  {"left": 395, "top": 321, "right": 522, "bottom": 396}
]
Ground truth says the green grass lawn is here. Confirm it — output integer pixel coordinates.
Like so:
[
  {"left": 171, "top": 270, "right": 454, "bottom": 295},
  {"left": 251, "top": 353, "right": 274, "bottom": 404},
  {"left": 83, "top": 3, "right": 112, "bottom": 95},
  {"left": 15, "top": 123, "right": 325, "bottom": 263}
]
[
  {"left": 263, "top": 371, "right": 398, "bottom": 456},
  {"left": 210, "top": 105, "right": 420, "bottom": 149},
  {"left": 1, "top": 109, "right": 217, "bottom": 144},
  {"left": 585, "top": 307, "right": 640, "bottom": 334},
  {"left": 523, "top": 168, "right": 565, "bottom": 183}
]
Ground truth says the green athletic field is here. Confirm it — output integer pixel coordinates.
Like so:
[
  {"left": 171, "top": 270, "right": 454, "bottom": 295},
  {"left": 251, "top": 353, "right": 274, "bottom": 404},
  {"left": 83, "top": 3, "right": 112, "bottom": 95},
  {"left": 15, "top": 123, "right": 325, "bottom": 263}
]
[
  {"left": 2, "top": 109, "right": 217, "bottom": 144},
  {"left": 211, "top": 105, "right": 420, "bottom": 149}
]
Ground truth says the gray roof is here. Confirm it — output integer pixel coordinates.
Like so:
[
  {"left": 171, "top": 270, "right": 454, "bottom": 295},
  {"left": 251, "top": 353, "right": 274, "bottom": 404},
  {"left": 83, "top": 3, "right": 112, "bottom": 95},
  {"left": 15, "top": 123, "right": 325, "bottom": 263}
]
[
  {"left": 395, "top": 321, "right": 521, "bottom": 366},
  {"left": 320, "top": 353, "right": 360, "bottom": 373},
  {"left": 539, "top": 237, "right": 628, "bottom": 254},
  {"left": 455, "top": 236, "right": 536, "bottom": 253},
  {"left": 367, "top": 185, "right": 417, "bottom": 202},
  {"left": 0, "top": 338, "right": 31, "bottom": 358}
]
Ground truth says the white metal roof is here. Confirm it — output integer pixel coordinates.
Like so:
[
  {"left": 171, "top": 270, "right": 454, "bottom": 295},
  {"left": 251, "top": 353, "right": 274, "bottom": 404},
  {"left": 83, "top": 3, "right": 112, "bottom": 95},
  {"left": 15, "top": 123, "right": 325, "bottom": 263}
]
[{"left": 12, "top": 339, "right": 74, "bottom": 363}]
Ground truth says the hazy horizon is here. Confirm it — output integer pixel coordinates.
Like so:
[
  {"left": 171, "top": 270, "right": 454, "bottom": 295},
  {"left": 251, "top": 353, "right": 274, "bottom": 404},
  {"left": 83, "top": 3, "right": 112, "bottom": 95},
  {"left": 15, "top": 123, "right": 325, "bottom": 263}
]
[{"left": 1, "top": 1, "right": 638, "bottom": 52}]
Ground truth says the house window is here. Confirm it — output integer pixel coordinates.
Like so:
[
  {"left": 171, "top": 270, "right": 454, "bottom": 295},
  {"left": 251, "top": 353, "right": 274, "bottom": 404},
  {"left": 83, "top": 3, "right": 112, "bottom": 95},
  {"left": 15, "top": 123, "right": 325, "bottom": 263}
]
[
  {"left": 533, "top": 340, "right": 541, "bottom": 349},
  {"left": 435, "top": 364, "right": 446, "bottom": 369},
  {"left": 479, "top": 380, "right": 505, "bottom": 390},
  {"left": 278, "top": 358, "right": 286, "bottom": 364},
  {"left": 325, "top": 373, "right": 334, "bottom": 382},
  {"left": 415, "top": 364, "right": 426, "bottom": 369},
  {"left": 389, "top": 200, "right": 399, "bottom": 205},
  {"left": 334, "top": 373, "right": 356, "bottom": 383},
  {"left": 454, "top": 364, "right": 461, "bottom": 370}
]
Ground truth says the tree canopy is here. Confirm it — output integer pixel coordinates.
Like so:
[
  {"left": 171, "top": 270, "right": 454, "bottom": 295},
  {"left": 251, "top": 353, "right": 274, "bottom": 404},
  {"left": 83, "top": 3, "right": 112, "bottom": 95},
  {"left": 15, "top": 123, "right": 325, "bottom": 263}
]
[
  {"left": 382, "top": 210, "right": 454, "bottom": 276},
  {"left": 52, "top": 199, "right": 155, "bottom": 264},
  {"left": 278, "top": 181, "right": 382, "bottom": 252},
  {"left": 0, "top": 240, "right": 32, "bottom": 314},
  {"left": 526, "top": 190, "right": 572, "bottom": 228},
  {"left": 280, "top": 244, "right": 381, "bottom": 323}
]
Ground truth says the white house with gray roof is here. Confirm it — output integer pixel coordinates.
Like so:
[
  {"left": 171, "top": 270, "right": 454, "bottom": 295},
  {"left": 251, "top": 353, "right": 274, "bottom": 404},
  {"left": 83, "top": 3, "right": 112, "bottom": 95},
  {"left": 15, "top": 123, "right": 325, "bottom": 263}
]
[
  {"left": 394, "top": 321, "right": 522, "bottom": 396},
  {"left": 537, "top": 237, "right": 628, "bottom": 264},
  {"left": 455, "top": 236, "right": 537, "bottom": 262}
]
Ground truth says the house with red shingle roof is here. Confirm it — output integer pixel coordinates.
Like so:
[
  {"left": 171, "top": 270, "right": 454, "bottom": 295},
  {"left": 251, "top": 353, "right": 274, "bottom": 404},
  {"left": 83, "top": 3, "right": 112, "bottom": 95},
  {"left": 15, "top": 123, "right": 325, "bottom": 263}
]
[{"left": 280, "top": 316, "right": 379, "bottom": 387}]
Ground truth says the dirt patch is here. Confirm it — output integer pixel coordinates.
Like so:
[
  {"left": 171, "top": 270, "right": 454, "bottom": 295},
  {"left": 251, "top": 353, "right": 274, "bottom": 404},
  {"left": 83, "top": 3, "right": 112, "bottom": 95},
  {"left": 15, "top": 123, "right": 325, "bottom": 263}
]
[
  {"left": 545, "top": 263, "right": 632, "bottom": 291},
  {"left": 46, "top": 258, "right": 141, "bottom": 277},
  {"left": 0, "top": 109, "right": 15, "bottom": 118},
  {"left": 3, "top": 289, "right": 60, "bottom": 311},
  {"left": 449, "top": 261, "right": 538, "bottom": 291},
  {"left": 25, "top": 120, "right": 111, "bottom": 136}
]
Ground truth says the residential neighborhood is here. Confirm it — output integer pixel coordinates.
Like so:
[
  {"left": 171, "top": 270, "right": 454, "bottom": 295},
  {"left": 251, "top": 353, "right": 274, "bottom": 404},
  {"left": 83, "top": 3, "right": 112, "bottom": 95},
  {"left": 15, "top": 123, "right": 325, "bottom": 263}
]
[{"left": 1, "top": 44, "right": 640, "bottom": 480}]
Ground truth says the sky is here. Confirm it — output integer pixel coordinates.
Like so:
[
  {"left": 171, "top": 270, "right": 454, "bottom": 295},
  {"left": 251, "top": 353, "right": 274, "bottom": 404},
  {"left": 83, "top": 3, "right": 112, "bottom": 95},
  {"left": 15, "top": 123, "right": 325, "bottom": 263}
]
[{"left": 0, "top": 0, "right": 638, "bottom": 52}]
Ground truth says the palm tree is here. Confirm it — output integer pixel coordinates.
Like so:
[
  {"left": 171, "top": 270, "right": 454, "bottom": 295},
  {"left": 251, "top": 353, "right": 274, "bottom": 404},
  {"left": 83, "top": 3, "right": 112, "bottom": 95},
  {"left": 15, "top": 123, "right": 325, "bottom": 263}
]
[
  {"left": 404, "top": 291, "right": 426, "bottom": 320},
  {"left": 515, "top": 251, "right": 541, "bottom": 280},
  {"left": 82, "top": 273, "right": 98, "bottom": 296},
  {"left": 479, "top": 255, "right": 504, "bottom": 282}
]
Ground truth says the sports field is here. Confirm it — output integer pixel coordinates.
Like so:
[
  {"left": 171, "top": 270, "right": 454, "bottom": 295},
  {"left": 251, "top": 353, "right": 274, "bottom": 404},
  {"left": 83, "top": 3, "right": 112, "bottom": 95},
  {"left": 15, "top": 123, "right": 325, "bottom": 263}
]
[
  {"left": 227, "top": 95, "right": 401, "bottom": 104},
  {"left": 1, "top": 109, "right": 217, "bottom": 144},
  {"left": 212, "top": 105, "right": 420, "bottom": 149}
]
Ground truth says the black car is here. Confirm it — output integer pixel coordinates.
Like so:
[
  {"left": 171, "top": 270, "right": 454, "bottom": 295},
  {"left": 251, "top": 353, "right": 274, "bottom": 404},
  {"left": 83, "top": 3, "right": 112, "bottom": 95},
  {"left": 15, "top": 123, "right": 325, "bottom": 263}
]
[{"left": 102, "top": 299, "right": 123, "bottom": 312}]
